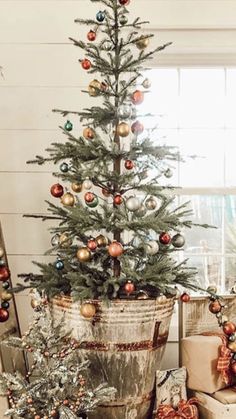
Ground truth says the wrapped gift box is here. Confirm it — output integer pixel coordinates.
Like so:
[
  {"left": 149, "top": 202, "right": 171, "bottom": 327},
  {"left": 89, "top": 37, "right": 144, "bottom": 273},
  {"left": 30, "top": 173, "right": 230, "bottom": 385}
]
[
  {"left": 212, "top": 388, "right": 236, "bottom": 404},
  {"left": 193, "top": 391, "right": 236, "bottom": 419},
  {"left": 181, "top": 335, "right": 228, "bottom": 393}
]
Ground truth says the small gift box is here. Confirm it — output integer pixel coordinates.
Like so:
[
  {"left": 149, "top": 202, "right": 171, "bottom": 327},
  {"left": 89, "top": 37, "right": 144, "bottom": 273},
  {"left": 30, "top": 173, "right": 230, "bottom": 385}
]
[
  {"left": 213, "top": 387, "right": 236, "bottom": 404},
  {"left": 156, "top": 367, "right": 187, "bottom": 409},
  {"left": 181, "top": 334, "right": 231, "bottom": 393},
  {"left": 193, "top": 391, "right": 236, "bottom": 419},
  {"left": 156, "top": 398, "right": 199, "bottom": 419}
]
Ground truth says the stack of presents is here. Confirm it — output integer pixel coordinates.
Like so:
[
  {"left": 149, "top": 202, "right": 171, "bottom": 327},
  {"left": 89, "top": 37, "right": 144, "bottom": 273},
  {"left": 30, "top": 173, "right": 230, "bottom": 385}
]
[{"left": 155, "top": 296, "right": 236, "bottom": 419}]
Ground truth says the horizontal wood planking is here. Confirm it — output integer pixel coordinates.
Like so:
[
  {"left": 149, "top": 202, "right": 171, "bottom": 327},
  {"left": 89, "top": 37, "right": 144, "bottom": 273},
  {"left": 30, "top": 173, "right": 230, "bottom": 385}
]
[
  {"left": 0, "top": 131, "right": 60, "bottom": 172},
  {"left": 0, "top": 86, "right": 102, "bottom": 129},
  {"left": 0, "top": 1, "right": 236, "bottom": 45},
  {"left": 1, "top": 30, "right": 236, "bottom": 87},
  {"left": 0, "top": 214, "right": 57, "bottom": 254}
]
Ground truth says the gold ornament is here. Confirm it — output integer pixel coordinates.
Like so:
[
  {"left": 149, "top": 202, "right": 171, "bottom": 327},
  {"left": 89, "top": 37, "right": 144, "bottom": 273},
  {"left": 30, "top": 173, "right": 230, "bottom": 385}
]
[
  {"left": 30, "top": 298, "right": 41, "bottom": 309},
  {"left": 0, "top": 247, "right": 4, "bottom": 258},
  {"left": 80, "top": 302, "right": 96, "bottom": 319},
  {"left": 96, "top": 234, "right": 109, "bottom": 247},
  {"left": 228, "top": 341, "right": 236, "bottom": 352},
  {"left": 136, "top": 36, "right": 150, "bottom": 50},
  {"left": 145, "top": 196, "right": 157, "bottom": 210},
  {"left": 116, "top": 122, "right": 130, "bottom": 137},
  {"left": 59, "top": 233, "right": 73, "bottom": 248},
  {"left": 71, "top": 182, "right": 83, "bottom": 193},
  {"left": 1, "top": 291, "right": 12, "bottom": 301},
  {"left": 88, "top": 79, "right": 101, "bottom": 97},
  {"left": 77, "top": 247, "right": 91, "bottom": 262},
  {"left": 61, "top": 193, "right": 75, "bottom": 207},
  {"left": 156, "top": 295, "right": 167, "bottom": 304}
]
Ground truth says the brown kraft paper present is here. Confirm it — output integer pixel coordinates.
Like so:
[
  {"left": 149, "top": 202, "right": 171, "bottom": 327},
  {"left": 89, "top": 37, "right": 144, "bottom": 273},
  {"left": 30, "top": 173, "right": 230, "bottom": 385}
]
[{"left": 181, "top": 335, "right": 228, "bottom": 393}]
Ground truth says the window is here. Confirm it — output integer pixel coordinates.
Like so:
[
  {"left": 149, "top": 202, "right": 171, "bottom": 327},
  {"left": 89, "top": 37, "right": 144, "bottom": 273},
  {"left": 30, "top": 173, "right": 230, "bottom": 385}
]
[{"left": 141, "top": 68, "right": 236, "bottom": 293}]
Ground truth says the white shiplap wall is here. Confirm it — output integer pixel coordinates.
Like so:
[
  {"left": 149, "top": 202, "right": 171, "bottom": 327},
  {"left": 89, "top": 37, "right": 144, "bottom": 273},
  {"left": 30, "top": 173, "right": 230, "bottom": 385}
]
[{"left": 0, "top": 1, "right": 235, "bottom": 389}]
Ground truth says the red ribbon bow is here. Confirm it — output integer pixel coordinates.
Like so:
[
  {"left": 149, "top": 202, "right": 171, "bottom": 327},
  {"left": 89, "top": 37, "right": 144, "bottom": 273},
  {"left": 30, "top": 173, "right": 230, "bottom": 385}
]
[
  {"left": 217, "top": 341, "right": 232, "bottom": 385},
  {"left": 201, "top": 332, "right": 233, "bottom": 386},
  {"left": 156, "top": 398, "right": 199, "bottom": 419}
]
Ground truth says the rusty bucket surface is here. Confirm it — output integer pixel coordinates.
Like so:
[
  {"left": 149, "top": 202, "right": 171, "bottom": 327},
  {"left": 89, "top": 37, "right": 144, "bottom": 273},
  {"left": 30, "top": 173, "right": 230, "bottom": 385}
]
[{"left": 52, "top": 297, "right": 175, "bottom": 419}]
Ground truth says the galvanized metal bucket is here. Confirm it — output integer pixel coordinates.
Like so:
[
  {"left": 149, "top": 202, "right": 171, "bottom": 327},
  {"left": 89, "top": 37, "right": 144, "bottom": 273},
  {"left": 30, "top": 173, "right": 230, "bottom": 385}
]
[{"left": 52, "top": 297, "right": 175, "bottom": 419}]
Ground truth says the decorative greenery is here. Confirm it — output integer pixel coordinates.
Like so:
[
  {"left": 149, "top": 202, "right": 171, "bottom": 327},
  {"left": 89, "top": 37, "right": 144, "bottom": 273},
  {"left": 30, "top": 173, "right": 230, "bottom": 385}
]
[
  {"left": 0, "top": 300, "right": 115, "bottom": 418},
  {"left": 15, "top": 0, "right": 211, "bottom": 300}
]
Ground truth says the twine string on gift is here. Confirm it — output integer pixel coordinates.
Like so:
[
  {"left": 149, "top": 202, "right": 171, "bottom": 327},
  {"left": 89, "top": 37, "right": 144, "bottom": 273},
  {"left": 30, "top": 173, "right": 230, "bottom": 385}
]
[
  {"left": 156, "top": 398, "right": 199, "bottom": 419},
  {"left": 200, "top": 332, "right": 233, "bottom": 385}
]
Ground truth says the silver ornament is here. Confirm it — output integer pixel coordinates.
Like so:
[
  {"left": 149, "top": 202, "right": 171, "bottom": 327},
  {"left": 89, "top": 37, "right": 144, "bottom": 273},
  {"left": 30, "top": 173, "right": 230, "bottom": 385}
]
[
  {"left": 118, "top": 104, "right": 132, "bottom": 119},
  {"left": 172, "top": 234, "right": 185, "bottom": 248},
  {"left": 51, "top": 234, "right": 60, "bottom": 247},
  {"left": 102, "top": 41, "right": 112, "bottom": 51},
  {"left": 146, "top": 241, "right": 159, "bottom": 255},
  {"left": 83, "top": 178, "right": 93, "bottom": 190},
  {"left": 126, "top": 196, "right": 141, "bottom": 212},
  {"left": 0, "top": 247, "right": 4, "bottom": 258},
  {"left": 164, "top": 168, "right": 173, "bottom": 178},
  {"left": 142, "top": 78, "right": 152, "bottom": 89},
  {"left": 145, "top": 196, "right": 157, "bottom": 210},
  {"left": 229, "top": 333, "right": 236, "bottom": 342},
  {"left": 135, "top": 204, "right": 147, "bottom": 218}
]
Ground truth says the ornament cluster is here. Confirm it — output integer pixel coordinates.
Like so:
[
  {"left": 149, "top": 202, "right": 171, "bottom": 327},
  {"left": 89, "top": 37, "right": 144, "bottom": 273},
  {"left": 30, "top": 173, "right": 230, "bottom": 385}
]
[
  {"left": 0, "top": 247, "right": 12, "bottom": 323},
  {"left": 208, "top": 293, "right": 236, "bottom": 372}
]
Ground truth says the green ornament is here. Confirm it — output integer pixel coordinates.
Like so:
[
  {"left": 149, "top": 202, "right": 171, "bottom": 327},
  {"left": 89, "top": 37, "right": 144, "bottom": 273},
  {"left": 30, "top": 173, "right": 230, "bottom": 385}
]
[
  {"left": 119, "top": 15, "right": 128, "bottom": 25},
  {"left": 2, "top": 281, "right": 10, "bottom": 289},
  {"left": 64, "top": 120, "right": 73, "bottom": 132},
  {"left": 60, "top": 162, "right": 69, "bottom": 173},
  {"left": 86, "top": 196, "right": 99, "bottom": 208}
]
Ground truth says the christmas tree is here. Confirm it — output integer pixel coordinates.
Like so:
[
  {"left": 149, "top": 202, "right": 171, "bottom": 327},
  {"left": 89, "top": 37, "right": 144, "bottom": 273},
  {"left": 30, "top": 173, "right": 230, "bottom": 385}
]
[
  {"left": 0, "top": 300, "right": 115, "bottom": 418},
  {"left": 16, "top": 0, "right": 209, "bottom": 302}
]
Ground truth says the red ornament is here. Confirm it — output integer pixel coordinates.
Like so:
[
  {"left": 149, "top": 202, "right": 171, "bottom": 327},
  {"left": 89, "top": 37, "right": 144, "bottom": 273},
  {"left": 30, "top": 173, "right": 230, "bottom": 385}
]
[
  {"left": 181, "top": 293, "right": 190, "bottom": 303},
  {"left": 114, "top": 194, "right": 123, "bottom": 205},
  {"left": 124, "top": 280, "right": 135, "bottom": 295},
  {"left": 131, "top": 90, "right": 144, "bottom": 105},
  {"left": 81, "top": 59, "right": 91, "bottom": 70},
  {"left": 124, "top": 160, "right": 134, "bottom": 170},
  {"left": 0, "top": 267, "right": 10, "bottom": 282},
  {"left": 87, "top": 30, "right": 96, "bottom": 41},
  {"left": 84, "top": 192, "right": 95, "bottom": 203},
  {"left": 131, "top": 121, "right": 144, "bottom": 135},
  {"left": 50, "top": 183, "right": 64, "bottom": 198},
  {"left": 87, "top": 239, "right": 97, "bottom": 251},
  {"left": 159, "top": 232, "right": 171, "bottom": 245},
  {"left": 102, "top": 188, "right": 110, "bottom": 197},
  {"left": 0, "top": 308, "right": 9, "bottom": 323},
  {"left": 209, "top": 300, "right": 222, "bottom": 314},
  {"left": 108, "top": 241, "right": 124, "bottom": 257},
  {"left": 223, "top": 321, "right": 236, "bottom": 335},
  {"left": 119, "top": 0, "right": 130, "bottom": 4},
  {"left": 231, "top": 362, "right": 236, "bottom": 375}
]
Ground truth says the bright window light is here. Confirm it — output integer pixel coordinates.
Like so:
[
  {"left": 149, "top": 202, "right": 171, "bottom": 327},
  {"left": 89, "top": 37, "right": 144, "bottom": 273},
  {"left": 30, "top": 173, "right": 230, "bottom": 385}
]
[{"left": 141, "top": 68, "right": 236, "bottom": 293}]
